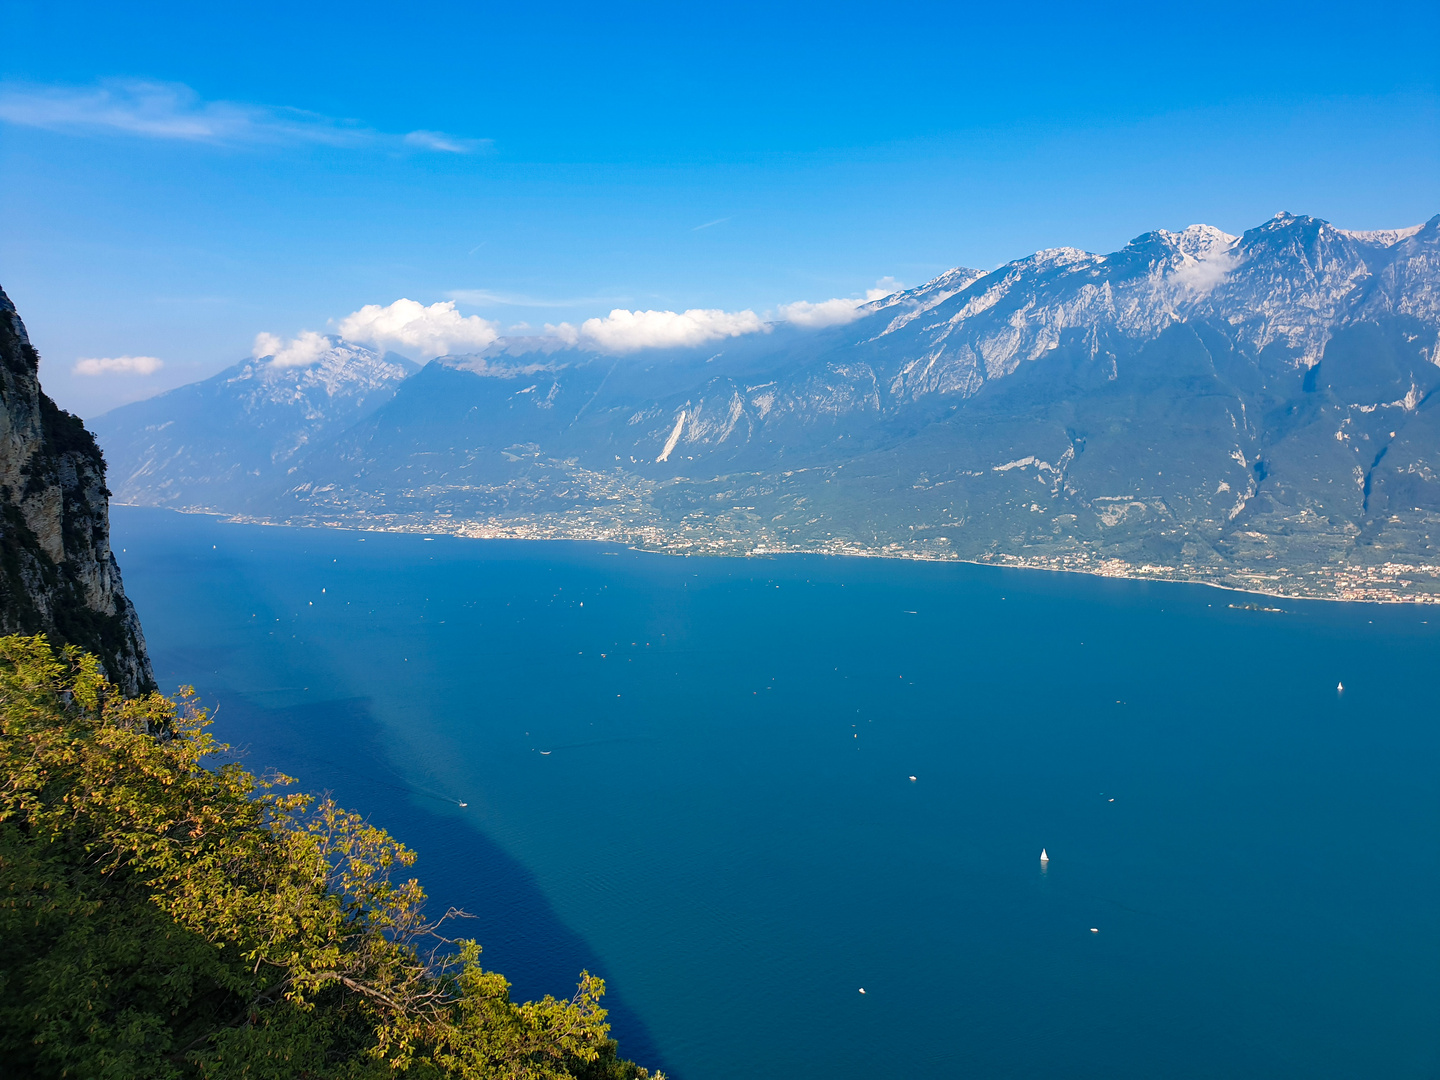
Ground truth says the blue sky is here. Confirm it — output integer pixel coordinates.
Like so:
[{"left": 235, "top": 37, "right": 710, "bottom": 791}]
[{"left": 2, "top": 0, "right": 1437, "bottom": 416}]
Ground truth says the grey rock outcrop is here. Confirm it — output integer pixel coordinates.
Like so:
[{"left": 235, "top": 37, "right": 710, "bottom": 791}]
[{"left": 0, "top": 285, "right": 152, "bottom": 694}]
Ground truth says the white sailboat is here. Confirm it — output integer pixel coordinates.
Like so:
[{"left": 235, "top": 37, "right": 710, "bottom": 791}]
[
  {"left": 1039, "top": 848, "right": 1049, "bottom": 863},
  {"left": 1337, "top": 681, "right": 1344, "bottom": 692}
]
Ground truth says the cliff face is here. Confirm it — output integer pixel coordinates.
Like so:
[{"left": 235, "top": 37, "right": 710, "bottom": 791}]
[{"left": 0, "top": 286, "right": 152, "bottom": 694}]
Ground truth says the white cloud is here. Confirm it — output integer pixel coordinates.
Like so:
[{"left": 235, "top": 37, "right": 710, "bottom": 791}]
[
  {"left": 867, "top": 277, "right": 903, "bottom": 301},
  {"left": 252, "top": 330, "right": 332, "bottom": 369},
  {"left": 0, "top": 80, "right": 480, "bottom": 153},
  {"left": 249, "top": 276, "right": 907, "bottom": 369},
  {"left": 776, "top": 278, "right": 905, "bottom": 328},
  {"left": 1172, "top": 251, "right": 1236, "bottom": 296},
  {"left": 72, "top": 355, "right": 164, "bottom": 377},
  {"left": 336, "top": 299, "right": 499, "bottom": 358},
  {"left": 556, "top": 308, "right": 767, "bottom": 353},
  {"left": 777, "top": 297, "right": 868, "bottom": 328}
]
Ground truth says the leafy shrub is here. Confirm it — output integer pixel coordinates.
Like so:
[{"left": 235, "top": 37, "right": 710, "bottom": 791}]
[{"left": 0, "top": 635, "right": 656, "bottom": 1079}]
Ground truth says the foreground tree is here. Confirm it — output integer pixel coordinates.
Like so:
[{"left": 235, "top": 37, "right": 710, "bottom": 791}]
[{"left": 0, "top": 635, "right": 657, "bottom": 1079}]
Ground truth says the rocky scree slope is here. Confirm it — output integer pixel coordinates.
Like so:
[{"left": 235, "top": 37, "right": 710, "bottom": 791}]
[
  {"left": 97, "top": 212, "right": 1440, "bottom": 602},
  {"left": 0, "top": 286, "right": 151, "bottom": 692}
]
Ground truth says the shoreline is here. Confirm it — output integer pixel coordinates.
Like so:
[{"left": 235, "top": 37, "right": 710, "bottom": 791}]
[{"left": 113, "top": 502, "right": 1440, "bottom": 607}]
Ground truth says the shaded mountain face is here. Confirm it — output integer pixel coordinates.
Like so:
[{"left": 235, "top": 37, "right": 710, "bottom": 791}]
[
  {"left": 0, "top": 287, "right": 152, "bottom": 693},
  {"left": 97, "top": 212, "right": 1440, "bottom": 601},
  {"left": 91, "top": 342, "right": 417, "bottom": 508}
]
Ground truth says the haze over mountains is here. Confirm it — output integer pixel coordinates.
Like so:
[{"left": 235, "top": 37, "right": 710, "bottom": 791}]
[
  {"left": 93, "top": 212, "right": 1440, "bottom": 602},
  {"left": 96, "top": 343, "right": 418, "bottom": 509}
]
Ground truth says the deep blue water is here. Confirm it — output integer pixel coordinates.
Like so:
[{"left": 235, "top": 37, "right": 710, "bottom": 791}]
[{"left": 111, "top": 506, "right": 1440, "bottom": 1079}]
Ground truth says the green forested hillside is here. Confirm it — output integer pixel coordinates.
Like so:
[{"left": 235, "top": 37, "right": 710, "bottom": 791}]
[{"left": 0, "top": 635, "right": 655, "bottom": 1079}]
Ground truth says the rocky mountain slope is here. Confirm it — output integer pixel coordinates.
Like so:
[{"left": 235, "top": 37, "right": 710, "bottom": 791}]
[
  {"left": 96, "top": 212, "right": 1440, "bottom": 602},
  {"left": 91, "top": 342, "right": 417, "bottom": 508},
  {"left": 0, "top": 286, "right": 151, "bottom": 692}
]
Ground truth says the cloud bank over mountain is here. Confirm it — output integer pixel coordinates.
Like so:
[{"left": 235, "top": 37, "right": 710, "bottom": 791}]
[
  {"left": 335, "top": 300, "right": 500, "bottom": 358},
  {"left": 252, "top": 330, "right": 332, "bottom": 369},
  {"left": 778, "top": 280, "right": 903, "bottom": 328},
  {"left": 247, "top": 278, "right": 913, "bottom": 367},
  {"left": 552, "top": 307, "right": 768, "bottom": 352}
]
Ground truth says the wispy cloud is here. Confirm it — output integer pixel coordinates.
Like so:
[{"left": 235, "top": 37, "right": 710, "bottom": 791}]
[
  {"left": 691, "top": 217, "right": 732, "bottom": 232},
  {"left": 403, "top": 129, "right": 489, "bottom": 154},
  {"left": 0, "top": 79, "right": 485, "bottom": 153},
  {"left": 73, "top": 355, "right": 164, "bottom": 377}
]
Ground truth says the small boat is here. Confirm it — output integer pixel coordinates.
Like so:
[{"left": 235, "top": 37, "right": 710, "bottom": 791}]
[
  {"left": 1337, "top": 681, "right": 1344, "bottom": 692},
  {"left": 458, "top": 802, "right": 467, "bottom": 808},
  {"left": 908, "top": 776, "right": 917, "bottom": 782},
  {"left": 1039, "top": 848, "right": 1049, "bottom": 863},
  {"left": 858, "top": 988, "right": 866, "bottom": 994}
]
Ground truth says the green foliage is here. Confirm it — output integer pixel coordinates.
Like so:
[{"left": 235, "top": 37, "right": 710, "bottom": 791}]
[{"left": 0, "top": 634, "right": 658, "bottom": 1079}]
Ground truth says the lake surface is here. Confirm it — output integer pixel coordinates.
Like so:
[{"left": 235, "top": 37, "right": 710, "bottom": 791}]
[{"left": 111, "top": 506, "right": 1440, "bottom": 1079}]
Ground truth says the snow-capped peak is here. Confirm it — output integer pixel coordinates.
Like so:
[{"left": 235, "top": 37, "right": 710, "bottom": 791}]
[
  {"left": 228, "top": 339, "right": 417, "bottom": 408},
  {"left": 869, "top": 266, "right": 987, "bottom": 337},
  {"left": 1169, "top": 224, "right": 1238, "bottom": 261},
  {"left": 1025, "top": 246, "right": 1096, "bottom": 270}
]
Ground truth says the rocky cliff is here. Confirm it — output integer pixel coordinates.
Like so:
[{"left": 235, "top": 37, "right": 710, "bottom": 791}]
[{"left": 0, "top": 286, "right": 152, "bottom": 693}]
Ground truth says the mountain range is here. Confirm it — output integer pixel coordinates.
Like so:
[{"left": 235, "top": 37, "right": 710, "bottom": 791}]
[{"left": 92, "top": 212, "right": 1440, "bottom": 602}]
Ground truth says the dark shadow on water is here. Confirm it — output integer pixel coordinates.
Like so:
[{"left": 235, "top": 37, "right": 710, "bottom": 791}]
[{"left": 190, "top": 686, "right": 674, "bottom": 1078}]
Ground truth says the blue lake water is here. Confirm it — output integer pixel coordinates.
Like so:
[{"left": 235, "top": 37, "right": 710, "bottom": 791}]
[{"left": 111, "top": 505, "right": 1440, "bottom": 1079}]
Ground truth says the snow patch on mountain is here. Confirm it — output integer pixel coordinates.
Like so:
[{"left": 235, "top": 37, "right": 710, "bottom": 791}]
[
  {"left": 1168, "top": 224, "right": 1238, "bottom": 261},
  {"left": 1336, "top": 224, "right": 1425, "bottom": 246},
  {"left": 882, "top": 213, "right": 1438, "bottom": 396},
  {"left": 872, "top": 268, "right": 987, "bottom": 337},
  {"left": 227, "top": 339, "right": 414, "bottom": 416}
]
